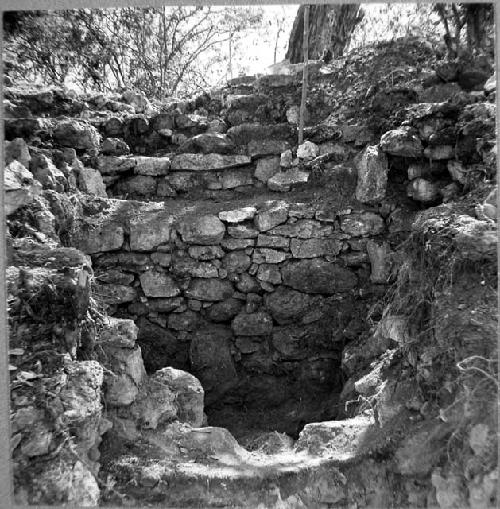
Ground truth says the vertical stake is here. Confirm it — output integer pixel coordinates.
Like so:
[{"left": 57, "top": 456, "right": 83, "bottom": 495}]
[{"left": 298, "top": 5, "right": 310, "bottom": 146}]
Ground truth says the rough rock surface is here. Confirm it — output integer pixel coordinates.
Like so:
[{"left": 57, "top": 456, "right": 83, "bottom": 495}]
[{"left": 5, "top": 34, "right": 497, "bottom": 509}]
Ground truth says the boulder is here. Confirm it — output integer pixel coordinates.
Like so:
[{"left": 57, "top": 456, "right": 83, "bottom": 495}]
[
  {"left": 122, "top": 90, "right": 152, "bottom": 113},
  {"left": 221, "top": 238, "right": 255, "bottom": 250},
  {"left": 134, "top": 156, "right": 171, "bottom": 176},
  {"left": 4, "top": 160, "right": 41, "bottom": 216},
  {"left": 355, "top": 145, "right": 388, "bottom": 203},
  {"left": 178, "top": 215, "right": 225, "bottom": 245},
  {"left": 248, "top": 139, "right": 291, "bottom": 158},
  {"left": 295, "top": 416, "right": 373, "bottom": 458},
  {"left": 99, "top": 317, "right": 138, "bottom": 348},
  {"left": 117, "top": 175, "right": 157, "bottom": 196},
  {"left": 236, "top": 273, "right": 261, "bottom": 293},
  {"left": 254, "top": 157, "right": 280, "bottom": 182},
  {"left": 171, "top": 256, "right": 219, "bottom": 278},
  {"left": 188, "top": 245, "right": 225, "bottom": 260},
  {"left": 379, "top": 126, "right": 423, "bottom": 157},
  {"left": 96, "top": 156, "right": 137, "bottom": 175},
  {"left": 150, "top": 113, "right": 175, "bottom": 131},
  {"left": 256, "top": 264, "right": 282, "bottom": 285},
  {"left": 267, "top": 169, "right": 309, "bottom": 191},
  {"left": 5, "top": 137, "right": 31, "bottom": 168},
  {"left": 170, "top": 153, "right": 250, "bottom": 171},
  {"left": 77, "top": 168, "right": 107, "bottom": 197},
  {"left": 265, "top": 287, "right": 321, "bottom": 325},
  {"left": 297, "top": 141, "right": 319, "bottom": 160},
  {"left": 102, "top": 346, "right": 146, "bottom": 407},
  {"left": 219, "top": 206, "right": 257, "bottom": 223},
  {"left": 152, "top": 367, "right": 204, "bottom": 427},
  {"left": 207, "top": 298, "right": 244, "bottom": 322},
  {"left": 105, "top": 117, "right": 124, "bottom": 137},
  {"left": 28, "top": 154, "right": 63, "bottom": 189},
  {"left": 227, "top": 225, "right": 259, "bottom": 238},
  {"left": 254, "top": 201, "right": 289, "bottom": 231},
  {"left": 281, "top": 259, "right": 357, "bottom": 294},
  {"left": 53, "top": 120, "right": 101, "bottom": 151},
  {"left": 130, "top": 211, "right": 172, "bottom": 251},
  {"left": 220, "top": 168, "right": 254, "bottom": 189},
  {"left": 139, "top": 270, "right": 180, "bottom": 298},
  {"left": 340, "top": 212, "right": 385, "bottom": 236},
  {"left": 269, "top": 219, "right": 332, "bottom": 238},
  {"left": 257, "top": 234, "right": 289, "bottom": 249},
  {"left": 252, "top": 248, "right": 287, "bottom": 264},
  {"left": 101, "top": 137, "right": 130, "bottom": 156},
  {"left": 290, "top": 238, "right": 342, "bottom": 258},
  {"left": 222, "top": 251, "right": 252, "bottom": 274},
  {"left": 76, "top": 223, "right": 124, "bottom": 254},
  {"left": 185, "top": 279, "right": 234, "bottom": 301},
  {"left": 130, "top": 377, "right": 177, "bottom": 429},
  {"left": 178, "top": 133, "right": 235, "bottom": 154},
  {"left": 227, "top": 122, "right": 293, "bottom": 146},
  {"left": 232, "top": 311, "right": 273, "bottom": 336}
]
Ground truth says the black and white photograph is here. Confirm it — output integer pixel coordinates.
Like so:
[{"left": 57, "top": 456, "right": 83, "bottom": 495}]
[{"left": 2, "top": 2, "right": 498, "bottom": 507}]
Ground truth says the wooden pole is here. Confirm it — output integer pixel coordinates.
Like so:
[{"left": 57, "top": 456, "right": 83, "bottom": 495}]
[{"left": 298, "top": 5, "right": 310, "bottom": 145}]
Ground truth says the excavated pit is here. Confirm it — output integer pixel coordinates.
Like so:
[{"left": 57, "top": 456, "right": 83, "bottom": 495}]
[{"left": 6, "top": 37, "right": 497, "bottom": 507}]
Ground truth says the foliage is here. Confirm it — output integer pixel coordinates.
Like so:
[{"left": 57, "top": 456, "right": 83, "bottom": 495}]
[
  {"left": 4, "top": 7, "right": 264, "bottom": 98},
  {"left": 433, "top": 3, "right": 495, "bottom": 58},
  {"left": 349, "top": 3, "right": 442, "bottom": 50},
  {"left": 349, "top": 3, "right": 495, "bottom": 58}
]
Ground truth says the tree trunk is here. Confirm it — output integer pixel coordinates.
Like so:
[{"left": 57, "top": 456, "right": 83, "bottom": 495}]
[{"left": 285, "top": 4, "right": 363, "bottom": 64}]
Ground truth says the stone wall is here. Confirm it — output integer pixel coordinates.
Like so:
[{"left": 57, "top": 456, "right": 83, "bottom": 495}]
[{"left": 72, "top": 195, "right": 399, "bottom": 425}]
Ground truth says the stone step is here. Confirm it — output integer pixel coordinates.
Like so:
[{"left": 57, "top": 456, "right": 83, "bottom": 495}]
[{"left": 104, "top": 422, "right": 358, "bottom": 508}]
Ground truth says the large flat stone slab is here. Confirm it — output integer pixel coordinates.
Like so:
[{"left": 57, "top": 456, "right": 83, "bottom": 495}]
[
  {"left": 170, "top": 153, "right": 251, "bottom": 171},
  {"left": 178, "top": 215, "right": 226, "bottom": 245},
  {"left": 281, "top": 259, "right": 357, "bottom": 294}
]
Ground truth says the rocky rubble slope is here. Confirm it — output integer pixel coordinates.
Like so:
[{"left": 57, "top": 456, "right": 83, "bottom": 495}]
[{"left": 4, "top": 37, "right": 497, "bottom": 507}]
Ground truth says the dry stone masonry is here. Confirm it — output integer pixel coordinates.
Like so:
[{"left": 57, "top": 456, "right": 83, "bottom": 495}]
[{"left": 5, "top": 37, "right": 497, "bottom": 508}]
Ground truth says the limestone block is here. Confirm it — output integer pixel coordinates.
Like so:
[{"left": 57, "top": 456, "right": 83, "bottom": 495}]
[
  {"left": 232, "top": 311, "right": 273, "bottom": 336},
  {"left": 207, "top": 298, "right": 243, "bottom": 322},
  {"left": 252, "top": 248, "right": 286, "bottom": 264},
  {"left": 140, "top": 270, "right": 180, "bottom": 298},
  {"left": 254, "top": 201, "right": 289, "bottom": 231},
  {"left": 290, "top": 238, "right": 342, "bottom": 258},
  {"left": 255, "top": 156, "right": 280, "bottom": 182},
  {"left": 265, "top": 287, "right": 322, "bottom": 324},
  {"left": 281, "top": 259, "right": 357, "bottom": 294},
  {"left": 130, "top": 212, "right": 172, "bottom": 251},
  {"left": 340, "top": 212, "right": 385, "bottom": 237},
  {"left": 53, "top": 119, "right": 101, "bottom": 151},
  {"left": 297, "top": 140, "right": 319, "bottom": 160},
  {"left": 77, "top": 167, "right": 107, "bottom": 197},
  {"left": 178, "top": 215, "right": 225, "bottom": 245},
  {"left": 171, "top": 153, "right": 250, "bottom": 171},
  {"left": 267, "top": 169, "right": 309, "bottom": 191},
  {"left": 185, "top": 279, "right": 234, "bottom": 301},
  {"left": 355, "top": 145, "right": 388, "bottom": 204},
  {"left": 219, "top": 206, "right": 257, "bottom": 223},
  {"left": 379, "top": 126, "right": 423, "bottom": 157}
]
